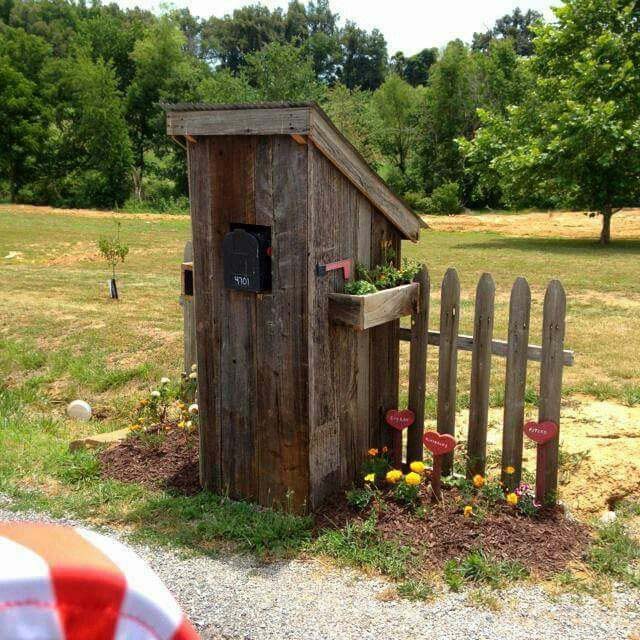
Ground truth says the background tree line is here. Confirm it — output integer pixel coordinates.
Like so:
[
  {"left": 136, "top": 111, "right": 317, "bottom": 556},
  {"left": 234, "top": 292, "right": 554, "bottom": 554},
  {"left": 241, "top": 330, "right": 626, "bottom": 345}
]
[{"left": 1, "top": 0, "right": 638, "bottom": 242}]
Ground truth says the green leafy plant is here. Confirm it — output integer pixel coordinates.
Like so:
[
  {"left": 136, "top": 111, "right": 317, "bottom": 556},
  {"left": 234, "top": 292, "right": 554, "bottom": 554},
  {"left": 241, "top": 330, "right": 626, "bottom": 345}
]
[
  {"left": 397, "top": 578, "right": 434, "bottom": 601},
  {"left": 345, "top": 252, "right": 420, "bottom": 296},
  {"left": 346, "top": 486, "right": 374, "bottom": 511},
  {"left": 361, "top": 448, "right": 392, "bottom": 480},
  {"left": 444, "top": 550, "right": 529, "bottom": 591},
  {"left": 424, "top": 182, "right": 463, "bottom": 214},
  {"left": 343, "top": 280, "right": 378, "bottom": 295},
  {"left": 393, "top": 479, "right": 421, "bottom": 507}
]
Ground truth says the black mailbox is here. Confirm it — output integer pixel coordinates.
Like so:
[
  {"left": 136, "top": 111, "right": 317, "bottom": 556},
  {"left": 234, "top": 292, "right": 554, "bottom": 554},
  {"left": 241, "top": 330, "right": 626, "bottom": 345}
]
[{"left": 223, "top": 224, "right": 271, "bottom": 292}]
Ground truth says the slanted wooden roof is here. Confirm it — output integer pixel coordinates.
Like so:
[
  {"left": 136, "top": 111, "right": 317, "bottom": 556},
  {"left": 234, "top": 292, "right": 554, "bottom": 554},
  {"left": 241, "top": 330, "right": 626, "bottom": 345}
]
[{"left": 164, "top": 101, "right": 425, "bottom": 241}]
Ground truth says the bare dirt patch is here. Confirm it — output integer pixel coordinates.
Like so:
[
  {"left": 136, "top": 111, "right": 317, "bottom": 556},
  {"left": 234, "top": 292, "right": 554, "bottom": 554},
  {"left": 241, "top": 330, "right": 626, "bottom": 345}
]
[
  {"left": 0, "top": 203, "right": 180, "bottom": 222},
  {"left": 424, "top": 208, "right": 640, "bottom": 239},
  {"left": 448, "top": 396, "right": 640, "bottom": 517}
]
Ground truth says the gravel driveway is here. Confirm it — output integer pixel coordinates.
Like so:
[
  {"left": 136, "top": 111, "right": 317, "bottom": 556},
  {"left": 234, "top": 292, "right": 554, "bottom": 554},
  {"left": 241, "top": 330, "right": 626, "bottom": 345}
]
[{"left": 1, "top": 506, "right": 638, "bottom": 640}]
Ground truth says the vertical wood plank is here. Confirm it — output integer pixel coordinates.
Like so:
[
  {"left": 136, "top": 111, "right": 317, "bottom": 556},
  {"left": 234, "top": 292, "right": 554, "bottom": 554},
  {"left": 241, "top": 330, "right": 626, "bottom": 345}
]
[
  {"left": 437, "top": 268, "right": 460, "bottom": 475},
  {"left": 501, "top": 277, "right": 531, "bottom": 490},
  {"left": 255, "top": 135, "right": 310, "bottom": 509},
  {"left": 213, "top": 136, "right": 259, "bottom": 500},
  {"left": 406, "top": 265, "right": 430, "bottom": 463},
  {"left": 307, "top": 143, "right": 341, "bottom": 507},
  {"left": 181, "top": 241, "right": 197, "bottom": 375},
  {"left": 187, "top": 139, "right": 218, "bottom": 491},
  {"left": 538, "top": 279, "right": 566, "bottom": 503},
  {"left": 466, "top": 273, "right": 496, "bottom": 478}
]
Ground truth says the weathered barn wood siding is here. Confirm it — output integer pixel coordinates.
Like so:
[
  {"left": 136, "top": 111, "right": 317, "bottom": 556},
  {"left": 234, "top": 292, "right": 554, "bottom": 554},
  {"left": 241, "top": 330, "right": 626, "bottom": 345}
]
[
  {"left": 190, "top": 135, "right": 309, "bottom": 508},
  {"left": 307, "top": 143, "right": 401, "bottom": 507}
]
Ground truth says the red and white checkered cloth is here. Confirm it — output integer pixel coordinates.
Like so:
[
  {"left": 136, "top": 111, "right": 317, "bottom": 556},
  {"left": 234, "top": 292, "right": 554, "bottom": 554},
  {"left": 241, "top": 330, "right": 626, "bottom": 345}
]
[{"left": 0, "top": 522, "right": 199, "bottom": 640}]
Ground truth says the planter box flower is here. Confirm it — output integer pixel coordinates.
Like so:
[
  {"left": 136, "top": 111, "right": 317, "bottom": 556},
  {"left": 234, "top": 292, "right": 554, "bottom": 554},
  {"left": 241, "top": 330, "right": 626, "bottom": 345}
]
[{"left": 328, "top": 282, "right": 419, "bottom": 331}]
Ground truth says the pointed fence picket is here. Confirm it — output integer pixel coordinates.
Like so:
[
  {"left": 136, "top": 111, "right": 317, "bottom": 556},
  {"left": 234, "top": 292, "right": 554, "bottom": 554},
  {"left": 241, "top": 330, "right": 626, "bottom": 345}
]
[{"left": 401, "top": 268, "right": 572, "bottom": 504}]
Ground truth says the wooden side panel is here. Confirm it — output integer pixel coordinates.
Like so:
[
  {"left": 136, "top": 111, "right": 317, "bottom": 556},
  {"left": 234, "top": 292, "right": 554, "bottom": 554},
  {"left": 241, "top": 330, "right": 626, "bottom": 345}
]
[
  {"left": 368, "top": 213, "right": 401, "bottom": 451},
  {"left": 188, "top": 139, "right": 218, "bottom": 491},
  {"left": 308, "top": 143, "right": 362, "bottom": 505},
  {"left": 211, "top": 136, "right": 259, "bottom": 500},
  {"left": 255, "top": 136, "right": 310, "bottom": 509}
]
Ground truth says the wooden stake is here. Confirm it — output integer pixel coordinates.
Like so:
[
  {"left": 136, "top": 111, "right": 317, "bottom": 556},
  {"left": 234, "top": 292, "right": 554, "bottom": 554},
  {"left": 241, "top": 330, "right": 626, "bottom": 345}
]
[{"left": 431, "top": 455, "right": 443, "bottom": 500}]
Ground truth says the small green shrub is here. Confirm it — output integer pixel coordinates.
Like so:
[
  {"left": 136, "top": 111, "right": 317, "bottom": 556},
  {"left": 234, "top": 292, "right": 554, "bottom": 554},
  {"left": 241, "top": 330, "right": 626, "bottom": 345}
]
[
  {"left": 346, "top": 487, "right": 374, "bottom": 510},
  {"left": 397, "top": 578, "right": 434, "bottom": 601},
  {"left": 622, "top": 384, "right": 640, "bottom": 407},
  {"left": 393, "top": 481, "right": 420, "bottom": 508},
  {"left": 425, "top": 182, "right": 463, "bottom": 215},
  {"left": 444, "top": 550, "right": 529, "bottom": 591},
  {"left": 97, "top": 220, "right": 129, "bottom": 281},
  {"left": 343, "top": 280, "right": 378, "bottom": 295},
  {"left": 403, "top": 191, "right": 431, "bottom": 213}
]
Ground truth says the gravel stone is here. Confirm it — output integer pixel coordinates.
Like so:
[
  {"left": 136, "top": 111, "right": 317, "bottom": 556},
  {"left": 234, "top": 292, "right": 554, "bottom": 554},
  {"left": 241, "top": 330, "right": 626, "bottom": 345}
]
[{"left": 1, "top": 506, "right": 638, "bottom": 640}]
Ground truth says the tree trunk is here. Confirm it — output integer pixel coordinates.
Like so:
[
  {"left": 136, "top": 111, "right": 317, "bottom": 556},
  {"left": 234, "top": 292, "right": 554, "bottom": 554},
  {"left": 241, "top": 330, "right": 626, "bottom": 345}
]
[{"left": 600, "top": 208, "right": 613, "bottom": 245}]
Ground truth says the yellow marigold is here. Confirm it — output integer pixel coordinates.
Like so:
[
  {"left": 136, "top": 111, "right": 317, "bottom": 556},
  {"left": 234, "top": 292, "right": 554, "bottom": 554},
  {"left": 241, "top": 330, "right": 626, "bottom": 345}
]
[
  {"left": 409, "top": 461, "right": 426, "bottom": 474},
  {"left": 178, "top": 421, "right": 186, "bottom": 429},
  {"left": 504, "top": 466, "right": 516, "bottom": 475},
  {"left": 506, "top": 492, "right": 518, "bottom": 506},
  {"left": 472, "top": 474, "right": 485, "bottom": 488},
  {"left": 386, "top": 469, "right": 403, "bottom": 484},
  {"left": 405, "top": 472, "right": 422, "bottom": 486},
  {"left": 140, "top": 399, "right": 148, "bottom": 407},
  {"left": 364, "top": 473, "right": 376, "bottom": 483},
  {"left": 368, "top": 448, "right": 379, "bottom": 456},
  {"left": 129, "top": 424, "right": 140, "bottom": 431},
  {"left": 463, "top": 505, "right": 473, "bottom": 518}
]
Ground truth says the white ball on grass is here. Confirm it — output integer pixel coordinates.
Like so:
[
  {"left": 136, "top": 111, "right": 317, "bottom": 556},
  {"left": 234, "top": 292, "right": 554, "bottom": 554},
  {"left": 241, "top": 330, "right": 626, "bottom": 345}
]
[{"left": 67, "top": 400, "right": 92, "bottom": 421}]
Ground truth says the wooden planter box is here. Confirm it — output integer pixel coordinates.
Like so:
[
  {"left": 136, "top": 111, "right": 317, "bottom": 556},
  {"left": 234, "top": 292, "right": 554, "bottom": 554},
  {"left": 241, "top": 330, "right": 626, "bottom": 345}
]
[{"left": 328, "top": 282, "right": 419, "bottom": 330}]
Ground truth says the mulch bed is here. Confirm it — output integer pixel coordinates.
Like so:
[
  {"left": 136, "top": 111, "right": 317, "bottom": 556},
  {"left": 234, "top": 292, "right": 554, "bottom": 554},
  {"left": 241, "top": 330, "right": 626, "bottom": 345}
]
[
  {"left": 316, "top": 489, "right": 591, "bottom": 577},
  {"left": 99, "top": 427, "right": 591, "bottom": 576},
  {"left": 99, "top": 426, "right": 201, "bottom": 496}
]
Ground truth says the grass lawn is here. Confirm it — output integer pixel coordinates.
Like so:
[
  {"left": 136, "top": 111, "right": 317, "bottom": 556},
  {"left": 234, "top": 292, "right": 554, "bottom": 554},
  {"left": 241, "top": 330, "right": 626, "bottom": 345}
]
[{"left": 1, "top": 204, "right": 639, "bottom": 580}]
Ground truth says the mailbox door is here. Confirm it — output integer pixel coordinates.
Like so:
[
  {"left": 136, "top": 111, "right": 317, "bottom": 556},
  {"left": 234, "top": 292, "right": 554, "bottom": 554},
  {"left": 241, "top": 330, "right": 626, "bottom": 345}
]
[{"left": 223, "top": 228, "right": 262, "bottom": 292}]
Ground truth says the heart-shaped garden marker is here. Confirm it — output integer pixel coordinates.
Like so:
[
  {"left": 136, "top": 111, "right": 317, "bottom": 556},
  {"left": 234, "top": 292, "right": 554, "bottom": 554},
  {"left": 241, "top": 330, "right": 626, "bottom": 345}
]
[
  {"left": 385, "top": 409, "right": 415, "bottom": 431},
  {"left": 422, "top": 431, "right": 457, "bottom": 456},
  {"left": 523, "top": 420, "right": 558, "bottom": 445}
]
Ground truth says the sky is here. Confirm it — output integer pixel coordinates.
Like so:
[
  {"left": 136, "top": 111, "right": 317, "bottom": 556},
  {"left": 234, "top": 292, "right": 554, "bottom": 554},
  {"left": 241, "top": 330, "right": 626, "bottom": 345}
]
[{"left": 115, "top": 0, "right": 558, "bottom": 56}]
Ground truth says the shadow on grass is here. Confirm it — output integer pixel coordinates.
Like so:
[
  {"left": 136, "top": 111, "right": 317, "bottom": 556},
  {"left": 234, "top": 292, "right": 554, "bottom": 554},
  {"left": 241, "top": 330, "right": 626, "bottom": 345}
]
[
  {"left": 453, "top": 236, "right": 640, "bottom": 256},
  {"left": 124, "top": 490, "right": 313, "bottom": 557}
]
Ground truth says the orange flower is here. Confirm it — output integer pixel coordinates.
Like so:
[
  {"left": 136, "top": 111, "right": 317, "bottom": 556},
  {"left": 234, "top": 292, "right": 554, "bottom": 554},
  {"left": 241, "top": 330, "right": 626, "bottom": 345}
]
[
  {"left": 472, "top": 474, "right": 485, "bottom": 488},
  {"left": 368, "top": 448, "right": 379, "bottom": 456}
]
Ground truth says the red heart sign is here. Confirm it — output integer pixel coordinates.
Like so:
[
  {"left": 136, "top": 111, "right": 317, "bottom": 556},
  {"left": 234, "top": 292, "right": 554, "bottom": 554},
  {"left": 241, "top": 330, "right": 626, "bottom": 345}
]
[
  {"left": 523, "top": 420, "right": 558, "bottom": 444},
  {"left": 422, "top": 431, "right": 456, "bottom": 455},
  {"left": 385, "top": 409, "right": 415, "bottom": 431}
]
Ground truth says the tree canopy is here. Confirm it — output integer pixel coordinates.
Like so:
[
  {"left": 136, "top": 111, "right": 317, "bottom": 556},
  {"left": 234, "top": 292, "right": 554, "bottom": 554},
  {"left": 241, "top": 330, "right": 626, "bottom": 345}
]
[{"left": 1, "top": 0, "right": 637, "bottom": 242}]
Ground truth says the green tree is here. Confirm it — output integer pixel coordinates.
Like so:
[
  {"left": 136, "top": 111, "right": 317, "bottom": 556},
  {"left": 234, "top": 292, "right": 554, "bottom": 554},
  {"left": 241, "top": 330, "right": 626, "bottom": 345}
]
[
  {"left": 322, "top": 82, "right": 380, "bottom": 167},
  {"left": 197, "top": 68, "right": 257, "bottom": 104},
  {"left": 201, "top": 5, "right": 285, "bottom": 70},
  {"left": 43, "top": 55, "right": 133, "bottom": 208},
  {"left": 465, "top": 0, "right": 640, "bottom": 243},
  {"left": 0, "top": 26, "right": 50, "bottom": 201},
  {"left": 339, "top": 22, "right": 387, "bottom": 90},
  {"left": 414, "top": 40, "right": 478, "bottom": 195},
  {"left": 126, "top": 16, "right": 196, "bottom": 197},
  {"left": 472, "top": 7, "right": 543, "bottom": 56},
  {"left": 372, "top": 74, "right": 420, "bottom": 173},
  {"left": 244, "top": 41, "right": 322, "bottom": 101}
]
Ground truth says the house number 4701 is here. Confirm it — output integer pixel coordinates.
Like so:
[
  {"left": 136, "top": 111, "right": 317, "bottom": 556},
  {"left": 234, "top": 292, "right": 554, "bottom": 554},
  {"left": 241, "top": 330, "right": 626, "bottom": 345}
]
[{"left": 234, "top": 275, "right": 250, "bottom": 287}]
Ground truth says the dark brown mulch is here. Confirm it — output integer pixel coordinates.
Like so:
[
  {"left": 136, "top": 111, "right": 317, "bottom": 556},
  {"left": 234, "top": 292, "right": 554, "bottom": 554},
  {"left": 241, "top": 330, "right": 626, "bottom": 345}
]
[
  {"left": 99, "top": 430, "right": 590, "bottom": 576},
  {"left": 315, "top": 488, "right": 591, "bottom": 577},
  {"left": 99, "top": 426, "right": 201, "bottom": 496}
]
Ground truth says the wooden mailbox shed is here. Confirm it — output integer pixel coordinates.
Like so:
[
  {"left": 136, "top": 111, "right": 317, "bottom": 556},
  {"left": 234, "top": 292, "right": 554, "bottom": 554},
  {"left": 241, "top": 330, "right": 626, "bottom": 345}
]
[{"left": 166, "top": 102, "right": 425, "bottom": 510}]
